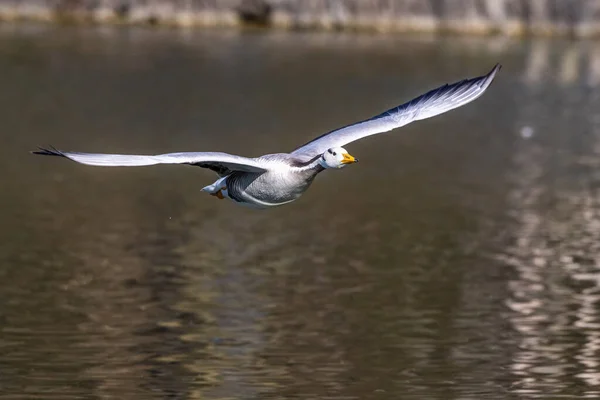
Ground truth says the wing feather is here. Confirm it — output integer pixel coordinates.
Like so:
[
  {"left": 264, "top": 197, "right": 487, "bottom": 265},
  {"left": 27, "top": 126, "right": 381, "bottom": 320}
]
[
  {"left": 32, "top": 147, "right": 267, "bottom": 174},
  {"left": 291, "top": 63, "right": 500, "bottom": 158}
]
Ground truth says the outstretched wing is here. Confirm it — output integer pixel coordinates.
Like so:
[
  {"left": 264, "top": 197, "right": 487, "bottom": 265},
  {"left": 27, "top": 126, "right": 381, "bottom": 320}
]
[
  {"left": 291, "top": 63, "right": 500, "bottom": 158},
  {"left": 32, "top": 147, "right": 267, "bottom": 176}
]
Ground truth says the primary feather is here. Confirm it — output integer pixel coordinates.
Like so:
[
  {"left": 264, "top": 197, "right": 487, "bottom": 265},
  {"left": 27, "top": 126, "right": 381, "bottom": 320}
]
[
  {"left": 291, "top": 63, "right": 500, "bottom": 158},
  {"left": 32, "top": 147, "right": 267, "bottom": 173}
]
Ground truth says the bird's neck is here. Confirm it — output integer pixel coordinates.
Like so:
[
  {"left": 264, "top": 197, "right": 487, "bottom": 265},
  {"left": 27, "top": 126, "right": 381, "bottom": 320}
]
[{"left": 291, "top": 155, "right": 325, "bottom": 175}]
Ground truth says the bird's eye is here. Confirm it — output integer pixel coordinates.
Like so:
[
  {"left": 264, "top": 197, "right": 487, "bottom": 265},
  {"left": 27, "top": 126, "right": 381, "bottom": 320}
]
[
  {"left": 328, "top": 149, "right": 332, "bottom": 154},
  {"left": 333, "top": 152, "right": 337, "bottom": 156}
]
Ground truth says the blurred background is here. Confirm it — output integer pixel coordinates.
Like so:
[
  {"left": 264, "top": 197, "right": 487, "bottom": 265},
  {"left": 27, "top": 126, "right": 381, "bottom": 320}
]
[{"left": 2, "top": 1, "right": 600, "bottom": 399}]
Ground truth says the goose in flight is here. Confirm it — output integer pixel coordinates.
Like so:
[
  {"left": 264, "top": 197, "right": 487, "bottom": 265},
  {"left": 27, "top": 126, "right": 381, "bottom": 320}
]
[{"left": 33, "top": 64, "right": 500, "bottom": 209}]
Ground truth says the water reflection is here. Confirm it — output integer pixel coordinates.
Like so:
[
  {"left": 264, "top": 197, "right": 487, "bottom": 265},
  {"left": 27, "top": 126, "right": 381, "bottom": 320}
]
[
  {"left": 499, "top": 40, "right": 600, "bottom": 398},
  {"left": 1, "top": 24, "right": 600, "bottom": 399}
]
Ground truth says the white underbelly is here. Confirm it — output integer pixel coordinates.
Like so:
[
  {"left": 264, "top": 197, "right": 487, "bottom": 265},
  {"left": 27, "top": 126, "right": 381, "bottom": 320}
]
[
  {"left": 235, "top": 194, "right": 297, "bottom": 209},
  {"left": 203, "top": 171, "right": 312, "bottom": 209}
]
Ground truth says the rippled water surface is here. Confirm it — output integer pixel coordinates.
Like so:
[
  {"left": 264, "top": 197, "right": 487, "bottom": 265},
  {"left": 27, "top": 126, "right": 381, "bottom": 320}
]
[{"left": 2, "top": 24, "right": 600, "bottom": 399}]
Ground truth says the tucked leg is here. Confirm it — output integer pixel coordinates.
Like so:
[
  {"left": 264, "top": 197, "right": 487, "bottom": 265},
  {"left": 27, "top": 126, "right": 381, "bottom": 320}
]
[
  {"left": 201, "top": 177, "right": 228, "bottom": 200},
  {"left": 211, "top": 189, "right": 225, "bottom": 199}
]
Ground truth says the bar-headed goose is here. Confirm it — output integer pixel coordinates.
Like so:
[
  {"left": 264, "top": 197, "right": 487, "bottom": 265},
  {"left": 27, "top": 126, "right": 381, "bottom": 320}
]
[{"left": 33, "top": 64, "right": 500, "bottom": 209}]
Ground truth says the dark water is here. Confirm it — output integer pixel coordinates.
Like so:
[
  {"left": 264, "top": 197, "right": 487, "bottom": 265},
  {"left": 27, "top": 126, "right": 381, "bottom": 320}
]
[{"left": 1, "top": 24, "right": 600, "bottom": 399}]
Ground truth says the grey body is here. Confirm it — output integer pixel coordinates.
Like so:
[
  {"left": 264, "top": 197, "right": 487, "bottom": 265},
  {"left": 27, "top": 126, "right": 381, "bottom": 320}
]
[
  {"left": 32, "top": 64, "right": 500, "bottom": 209},
  {"left": 225, "top": 154, "right": 324, "bottom": 208}
]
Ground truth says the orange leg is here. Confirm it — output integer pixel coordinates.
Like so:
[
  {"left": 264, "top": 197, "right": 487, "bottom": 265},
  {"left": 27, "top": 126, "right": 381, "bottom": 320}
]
[{"left": 210, "top": 188, "right": 225, "bottom": 199}]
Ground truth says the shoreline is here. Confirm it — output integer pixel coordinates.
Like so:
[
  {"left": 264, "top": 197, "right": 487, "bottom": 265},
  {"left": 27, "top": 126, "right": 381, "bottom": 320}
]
[{"left": 1, "top": 1, "right": 599, "bottom": 38}]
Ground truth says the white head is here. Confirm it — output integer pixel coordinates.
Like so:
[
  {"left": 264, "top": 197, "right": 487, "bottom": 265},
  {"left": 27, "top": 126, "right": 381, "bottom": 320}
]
[{"left": 319, "top": 147, "right": 358, "bottom": 169}]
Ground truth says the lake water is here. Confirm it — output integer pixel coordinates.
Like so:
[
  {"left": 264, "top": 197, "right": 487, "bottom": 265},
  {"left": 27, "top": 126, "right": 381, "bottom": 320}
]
[{"left": 2, "top": 24, "right": 600, "bottom": 399}]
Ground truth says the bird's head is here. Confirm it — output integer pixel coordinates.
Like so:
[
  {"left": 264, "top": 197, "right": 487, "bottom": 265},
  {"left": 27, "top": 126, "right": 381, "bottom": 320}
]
[{"left": 319, "top": 147, "right": 358, "bottom": 169}]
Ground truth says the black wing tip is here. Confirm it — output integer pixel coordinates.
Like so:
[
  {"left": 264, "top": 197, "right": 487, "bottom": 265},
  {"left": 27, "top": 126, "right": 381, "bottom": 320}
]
[
  {"left": 474, "top": 62, "right": 501, "bottom": 90},
  {"left": 31, "top": 146, "right": 66, "bottom": 157},
  {"left": 487, "top": 63, "right": 502, "bottom": 80}
]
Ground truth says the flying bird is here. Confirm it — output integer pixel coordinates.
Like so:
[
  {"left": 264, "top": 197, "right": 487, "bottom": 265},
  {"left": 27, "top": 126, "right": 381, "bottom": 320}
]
[{"left": 33, "top": 64, "right": 500, "bottom": 209}]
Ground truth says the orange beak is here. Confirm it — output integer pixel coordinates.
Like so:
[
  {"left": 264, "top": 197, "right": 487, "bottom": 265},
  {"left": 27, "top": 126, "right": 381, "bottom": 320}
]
[{"left": 341, "top": 153, "right": 357, "bottom": 164}]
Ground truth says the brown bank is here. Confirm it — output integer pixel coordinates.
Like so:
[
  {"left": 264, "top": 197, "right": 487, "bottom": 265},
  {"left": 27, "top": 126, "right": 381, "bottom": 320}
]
[{"left": 1, "top": 0, "right": 600, "bottom": 37}]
